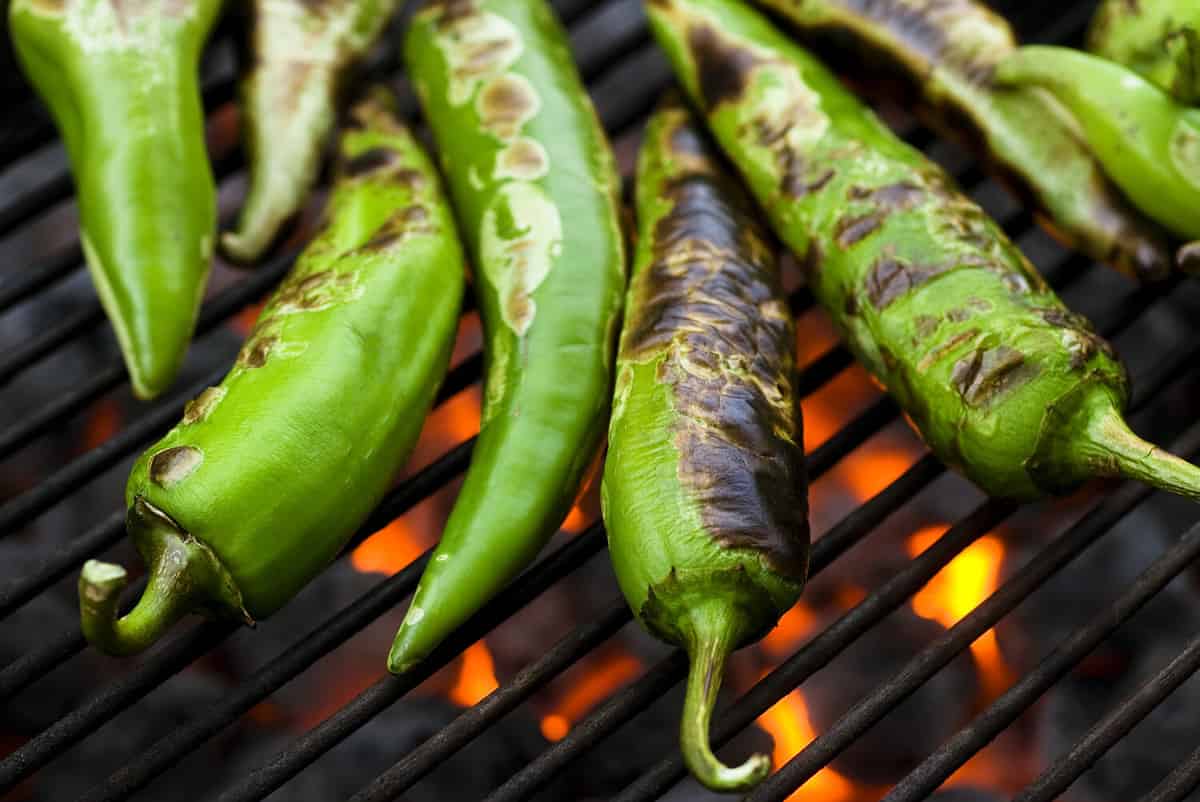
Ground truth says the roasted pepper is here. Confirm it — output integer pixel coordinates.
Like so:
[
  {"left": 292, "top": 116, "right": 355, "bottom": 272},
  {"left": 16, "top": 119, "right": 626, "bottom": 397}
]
[
  {"left": 742, "top": 0, "right": 1173, "bottom": 283},
  {"left": 994, "top": 46, "right": 1200, "bottom": 246},
  {"left": 1089, "top": 0, "right": 1200, "bottom": 105},
  {"left": 78, "top": 90, "right": 464, "bottom": 656},
  {"left": 220, "top": 0, "right": 402, "bottom": 264},
  {"left": 9, "top": 0, "right": 222, "bottom": 399},
  {"left": 648, "top": 0, "right": 1200, "bottom": 503},
  {"left": 603, "top": 98, "right": 808, "bottom": 792},
  {"left": 387, "top": 0, "right": 627, "bottom": 674}
]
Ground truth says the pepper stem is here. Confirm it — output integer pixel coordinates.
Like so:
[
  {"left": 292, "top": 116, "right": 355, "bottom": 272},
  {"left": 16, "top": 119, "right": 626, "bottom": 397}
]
[
  {"left": 78, "top": 498, "right": 250, "bottom": 657},
  {"left": 1031, "top": 385, "right": 1200, "bottom": 500},
  {"left": 679, "top": 600, "right": 771, "bottom": 792}
]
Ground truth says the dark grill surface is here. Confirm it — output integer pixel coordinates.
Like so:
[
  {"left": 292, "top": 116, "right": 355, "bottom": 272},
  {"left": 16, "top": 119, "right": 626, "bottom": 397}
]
[{"left": 2, "top": 1, "right": 1200, "bottom": 801}]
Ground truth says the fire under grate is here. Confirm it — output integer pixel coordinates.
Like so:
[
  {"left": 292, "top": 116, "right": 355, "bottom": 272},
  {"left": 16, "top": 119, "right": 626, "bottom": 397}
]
[{"left": 3, "top": 0, "right": 1200, "bottom": 800}]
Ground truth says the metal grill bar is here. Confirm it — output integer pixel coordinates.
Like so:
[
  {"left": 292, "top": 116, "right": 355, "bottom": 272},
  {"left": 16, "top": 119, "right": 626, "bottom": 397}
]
[
  {"left": 1144, "top": 744, "right": 1200, "bottom": 802},
  {"left": 1016, "top": 630, "right": 1200, "bottom": 802}
]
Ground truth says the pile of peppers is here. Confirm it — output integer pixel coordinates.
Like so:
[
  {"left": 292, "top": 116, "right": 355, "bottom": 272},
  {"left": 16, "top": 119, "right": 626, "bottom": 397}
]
[{"left": 10, "top": 0, "right": 1200, "bottom": 795}]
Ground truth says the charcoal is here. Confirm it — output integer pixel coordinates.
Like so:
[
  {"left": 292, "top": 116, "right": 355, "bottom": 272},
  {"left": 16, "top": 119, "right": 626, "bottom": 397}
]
[
  {"left": 929, "top": 789, "right": 1006, "bottom": 802},
  {"left": 996, "top": 508, "right": 1199, "bottom": 677},
  {"left": 803, "top": 608, "right": 979, "bottom": 786},
  {"left": 30, "top": 667, "right": 228, "bottom": 802},
  {"left": 1038, "top": 642, "right": 1200, "bottom": 802}
]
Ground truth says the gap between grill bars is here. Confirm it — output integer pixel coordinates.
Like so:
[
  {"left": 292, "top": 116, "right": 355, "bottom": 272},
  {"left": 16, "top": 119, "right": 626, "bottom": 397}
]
[{"left": 1, "top": 0, "right": 1198, "bottom": 801}]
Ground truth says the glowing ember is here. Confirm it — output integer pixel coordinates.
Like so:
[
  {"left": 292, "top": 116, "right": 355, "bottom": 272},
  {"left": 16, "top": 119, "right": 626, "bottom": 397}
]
[
  {"left": 82, "top": 398, "right": 121, "bottom": 451},
  {"left": 350, "top": 518, "right": 424, "bottom": 575},
  {"left": 757, "top": 686, "right": 858, "bottom": 802},
  {"left": 448, "top": 641, "right": 499, "bottom": 708},
  {"left": 539, "top": 653, "right": 642, "bottom": 742},
  {"left": 907, "top": 526, "right": 1012, "bottom": 698},
  {"left": 231, "top": 301, "right": 265, "bottom": 336}
]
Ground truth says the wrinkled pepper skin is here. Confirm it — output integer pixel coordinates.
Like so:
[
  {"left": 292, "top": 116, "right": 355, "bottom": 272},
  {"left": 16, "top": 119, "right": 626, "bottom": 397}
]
[
  {"left": 9, "top": 0, "right": 222, "bottom": 399},
  {"left": 743, "top": 0, "right": 1174, "bottom": 283},
  {"left": 648, "top": 0, "right": 1200, "bottom": 504},
  {"left": 78, "top": 91, "right": 465, "bottom": 656},
  {"left": 221, "top": 0, "right": 402, "bottom": 264},
  {"left": 995, "top": 46, "right": 1200, "bottom": 245},
  {"left": 388, "top": 0, "right": 627, "bottom": 674},
  {"left": 602, "top": 99, "right": 808, "bottom": 792},
  {"left": 1089, "top": 0, "right": 1200, "bottom": 105}
]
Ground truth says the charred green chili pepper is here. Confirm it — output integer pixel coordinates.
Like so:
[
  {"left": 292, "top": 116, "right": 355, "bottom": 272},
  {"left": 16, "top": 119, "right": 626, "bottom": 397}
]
[
  {"left": 994, "top": 46, "right": 1200, "bottom": 245},
  {"left": 9, "top": 0, "right": 222, "bottom": 399},
  {"left": 1089, "top": 0, "right": 1200, "bottom": 105},
  {"left": 78, "top": 90, "right": 464, "bottom": 656},
  {"left": 648, "top": 0, "right": 1200, "bottom": 503},
  {"left": 740, "top": 0, "right": 1173, "bottom": 283},
  {"left": 387, "top": 0, "right": 626, "bottom": 674},
  {"left": 220, "top": 0, "right": 402, "bottom": 264},
  {"left": 602, "top": 98, "right": 807, "bottom": 792}
]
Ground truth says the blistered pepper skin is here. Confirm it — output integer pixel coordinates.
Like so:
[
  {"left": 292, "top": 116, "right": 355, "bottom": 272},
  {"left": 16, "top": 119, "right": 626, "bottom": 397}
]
[
  {"left": 221, "top": 0, "right": 402, "bottom": 264},
  {"left": 388, "top": 0, "right": 627, "bottom": 674},
  {"left": 602, "top": 99, "right": 807, "bottom": 792},
  {"left": 995, "top": 47, "right": 1200, "bottom": 246},
  {"left": 78, "top": 92, "right": 465, "bottom": 657},
  {"left": 9, "top": 0, "right": 222, "bottom": 399},
  {"left": 742, "top": 0, "right": 1173, "bottom": 283},
  {"left": 1089, "top": 0, "right": 1200, "bottom": 105},
  {"left": 648, "top": 0, "right": 1200, "bottom": 504}
]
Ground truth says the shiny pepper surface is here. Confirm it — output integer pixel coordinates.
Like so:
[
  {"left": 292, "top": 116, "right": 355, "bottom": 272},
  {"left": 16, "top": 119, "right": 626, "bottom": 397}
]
[
  {"left": 743, "top": 0, "right": 1174, "bottom": 282},
  {"left": 221, "top": 0, "right": 402, "bottom": 263},
  {"left": 388, "top": 0, "right": 627, "bottom": 674},
  {"left": 79, "top": 91, "right": 465, "bottom": 656},
  {"left": 603, "top": 98, "right": 808, "bottom": 792},
  {"left": 649, "top": 0, "right": 1200, "bottom": 503},
  {"left": 9, "top": 0, "right": 223, "bottom": 399}
]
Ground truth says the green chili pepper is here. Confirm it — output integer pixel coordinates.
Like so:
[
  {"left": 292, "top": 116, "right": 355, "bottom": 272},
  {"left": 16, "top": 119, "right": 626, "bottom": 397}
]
[
  {"left": 220, "top": 0, "right": 401, "bottom": 264},
  {"left": 648, "top": 0, "right": 1200, "bottom": 503},
  {"left": 740, "top": 0, "right": 1174, "bottom": 283},
  {"left": 1089, "top": 0, "right": 1200, "bottom": 106},
  {"left": 78, "top": 90, "right": 465, "bottom": 656},
  {"left": 387, "top": 0, "right": 627, "bottom": 675},
  {"left": 602, "top": 97, "right": 808, "bottom": 792},
  {"left": 993, "top": 46, "right": 1200, "bottom": 246},
  {"left": 9, "top": 0, "right": 223, "bottom": 399}
]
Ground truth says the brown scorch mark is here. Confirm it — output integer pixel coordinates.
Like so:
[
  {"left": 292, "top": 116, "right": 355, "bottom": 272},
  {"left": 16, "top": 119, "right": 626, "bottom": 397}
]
[
  {"left": 865, "top": 251, "right": 949, "bottom": 309},
  {"left": 149, "top": 446, "right": 203, "bottom": 488},
  {"left": 950, "top": 344, "right": 1035, "bottom": 405}
]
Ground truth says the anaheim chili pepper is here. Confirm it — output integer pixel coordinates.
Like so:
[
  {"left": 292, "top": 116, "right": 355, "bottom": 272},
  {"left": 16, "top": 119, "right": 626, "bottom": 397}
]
[
  {"left": 9, "top": 0, "right": 222, "bottom": 399},
  {"left": 648, "top": 0, "right": 1200, "bottom": 504},
  {"left": 220, "top": 0, "right": 402, "bottom": 264},
  {"left": 740, "top": 0, "right": 1174, "bottom": 283},
  {"left": 78, "top": 90, "right": 464, "bottom": 656},
  {"left": 602, "top": 97, "right": 808, "bottom": 792},
  {"left": 386, "top": 0, "right": 627, "bottom": 675},
  {"left": 994, "top": 46, "right": 1200, "bottom": 260},
  {"left": 1089, "top": 0, "right": 1200, "bottom": 106}
]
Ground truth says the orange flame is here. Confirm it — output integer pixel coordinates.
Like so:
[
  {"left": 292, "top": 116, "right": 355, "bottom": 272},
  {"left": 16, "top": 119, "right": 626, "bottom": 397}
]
[
  {"left": 540, "top": 653, "right": 643, "bottom": 742},
  {"left": 762, "top": 603, "right": 819, "bottom": 659},
  {"left": 906, "top": 526, "right": 1012, "bottom": 699},
  {"left": 448, "top": 641, "right": 499, "bottom": 708},
  {"left": 757, "top": 685, "right": 858, "bottom": 802},
  {"left": 350, "top": 518, "right": 424, "bottom": 575},
  {"left": 231, "top": 301, "right": 265, "bottom": 336},
  {"left": 837, "top": 446, "right": 915, "bottom": 503},
  {"left": 82, "top": 398, "right": 121, "bottom": 451},
  {"left": 561, "top": 505, "right": 588, "bottom": 534}
]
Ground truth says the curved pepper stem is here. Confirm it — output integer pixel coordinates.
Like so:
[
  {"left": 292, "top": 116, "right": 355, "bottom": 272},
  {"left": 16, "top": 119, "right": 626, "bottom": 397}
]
[
  {"left": 78, "top": 498, "right": 250, "bottom": 657},
  {"left": 680, "top": 600, "right": 771, "bottom": 792}
]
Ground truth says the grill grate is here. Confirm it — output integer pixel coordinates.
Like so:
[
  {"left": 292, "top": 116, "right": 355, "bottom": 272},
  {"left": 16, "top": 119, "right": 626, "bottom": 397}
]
[{"left": 2, "top": 0, "right": 1200, "bottom": 800}]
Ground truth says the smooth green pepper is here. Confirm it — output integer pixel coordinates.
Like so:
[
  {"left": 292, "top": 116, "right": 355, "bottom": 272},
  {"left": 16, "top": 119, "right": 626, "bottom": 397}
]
[
  {"left": 9, "top": 0, "right": 222, "bottom": 399},
  {"left": 648, "top": 0, "right": 1200, "bottom": 503},
  {"left": 388, "top": 0, "right": 627, "bottom": 674},
  {"left": 1089, "top": 0, "right": 1200, "bottom": 105},
  {"left": 994, "top": 46, "right": 1200, "bottom": 245},
  {"left": 603, "top": 98, "right": 807, "bottom": 792},
  {"left": 78, "top": 90, "right": 465, "bottom": 656},
  {"left": 220, "top": 0, "right": 402, "bottom": 264},
  {"left": 743, "top": 0, "right": 1174, "bottom": 283}
]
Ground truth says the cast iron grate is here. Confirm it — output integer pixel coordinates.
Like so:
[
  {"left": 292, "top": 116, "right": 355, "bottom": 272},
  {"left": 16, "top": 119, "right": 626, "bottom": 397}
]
[{"left": 1, "top": 0, "right": 1199, "bottom": 800}]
